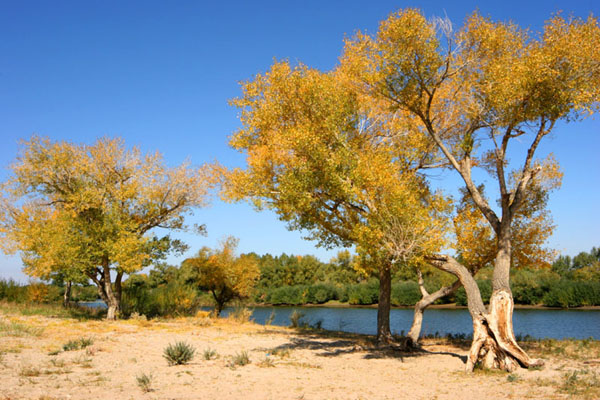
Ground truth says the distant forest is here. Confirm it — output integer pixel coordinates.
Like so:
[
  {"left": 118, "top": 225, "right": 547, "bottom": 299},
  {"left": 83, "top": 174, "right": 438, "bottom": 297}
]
[{"left": 2, "top": 246, "right": 598, "bottom": 317}]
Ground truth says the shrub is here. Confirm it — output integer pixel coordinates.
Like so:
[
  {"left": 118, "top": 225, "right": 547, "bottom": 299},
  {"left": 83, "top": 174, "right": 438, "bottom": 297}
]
[
  {"left": 62, "top": 337, "right": 94, "bottom": 352},
  {"left": 163, "top": 341, "right": 196, "bottom": 365},
  {"left": 289, "top": 310, "right": 306, "bottom": 328},
  {"left": 267, "top": 285, "right": 305, "bottom": 305},
  {"left": 122, "top": 281, "right": 199, "bottom": 318},
  {"left": 0, "top": 279, "right": 28, "bottom": 302},
  {"left": 203, "top": 348, "right": 218, "bottom": 360},
  {"left": 228, "top": 351, "right": 250, "bottom": 367},
  {"left": 543, "top": 281, "right": 600, "bottom": 307},
  {"left": 455, "top": 280, "right": 492, "bottom": 306},
  {"left": 305, "top": 284, "right": 337, "bottom": 304},
  {"left": 136, "top": 372, "right": 153, "bottom": 392},
  {"left": 347, "top": 280, "right": 378, "bottom": 305},
  {"left": 391, "top": 281, "right": 421, "bottom": 306},
  {"left": 229, "top": 306, "right": 253, "bottom": 323}
]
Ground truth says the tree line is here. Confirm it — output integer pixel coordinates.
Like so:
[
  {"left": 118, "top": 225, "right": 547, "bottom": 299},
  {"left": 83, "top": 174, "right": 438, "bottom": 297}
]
[{"left": 2, "top": 245, "right": 598, "bottom": 311}]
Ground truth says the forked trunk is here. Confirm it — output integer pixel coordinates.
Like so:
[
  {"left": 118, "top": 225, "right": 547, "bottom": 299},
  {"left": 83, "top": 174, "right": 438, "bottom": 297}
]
[
  {"left": 407, "top": 272, "right": 461, "bottom": 345},
  {"left": 466, "top": 289, "right": 543, "bottom": 371},
  {"left": 426, "top": 254, "right": 543, "bottom": 372},
  {"left": 376, "top": 266, "right": 393, "bottom": 345}
]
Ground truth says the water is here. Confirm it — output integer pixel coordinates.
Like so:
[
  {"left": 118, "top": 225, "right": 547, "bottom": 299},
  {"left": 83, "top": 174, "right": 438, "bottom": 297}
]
[
  {"left": 220, "top": 306, "right": 600, "bottom": 340},
  {"left": 80, "top": 301, "right": 599, "bottom": 339}
]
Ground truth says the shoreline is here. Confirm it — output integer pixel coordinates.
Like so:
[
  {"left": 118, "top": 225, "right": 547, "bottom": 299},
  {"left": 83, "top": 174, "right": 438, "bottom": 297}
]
[{"left": 246, "top": 301, "right": 600, "bottom": 311}]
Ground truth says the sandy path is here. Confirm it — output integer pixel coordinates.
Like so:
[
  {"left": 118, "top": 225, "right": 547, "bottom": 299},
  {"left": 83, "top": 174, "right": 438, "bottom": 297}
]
[{"left": 0, "top": 314, "right": 588, "bottom": 399}]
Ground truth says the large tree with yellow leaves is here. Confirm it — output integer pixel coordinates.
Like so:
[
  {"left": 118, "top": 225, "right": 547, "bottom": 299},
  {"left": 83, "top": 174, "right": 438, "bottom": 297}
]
[
  {"left": 226, "top": 8, "right": 598, "bottom": 369},
  {"left": 340, "top": 9, "right": 598, "bottom": 370},
  {"left": 224, "top": 62, "right": 450, "bottom": 343},
  {"left": 0, "top": 136, "right": 211, "bottom": 319}
]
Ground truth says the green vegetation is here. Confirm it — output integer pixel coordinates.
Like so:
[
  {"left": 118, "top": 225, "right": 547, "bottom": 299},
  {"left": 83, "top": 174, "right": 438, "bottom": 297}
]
[
  {"left": 228, "top": 351, "right": 251, "bottom": 367},
  {"left": 62, "top": 337, "right": 94, "bottom": 352},
  {"left": 203, "top": 348, "right": 218, "bottom": 360},
  {"left": 1, "top": 246, "right": 598, "bottom": 319},
  {"left": 136, "top": 372, "right": 154, "bottom": 392},
  {"left": 163, "top": 342, "right": 196, "bottom": 366}
]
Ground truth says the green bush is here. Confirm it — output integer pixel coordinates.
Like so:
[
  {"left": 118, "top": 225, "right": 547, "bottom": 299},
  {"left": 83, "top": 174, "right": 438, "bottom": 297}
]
[
  {"left": 347, "top": 280, "right": 378, "bottom": 305},
  {"left": 0, "top": 279, "right": 28, "bottom": 303},
  {"left": 122, "top": 281, "right": 199, "bottom": 318},
  {"left": 391, "top": 281, "right": 422, "bottom": 306},
  {"left": 455, "top": 279, "right": 492, "bottom": 306},
  {"left": 267, "top": 285, "right": 305, "bottom": 305},
  {"left": 163, "top": 341, "right": 196, "bottom": 365},
  {"left": 305, "top": 284, "right": 337, "bottom": 304},
  {"left": 62, "top": 337, "right": 94, "bottom": 351},
  {"left": 543, "top": 281, "right": 600, "bottom": 307},
  {"left": 511, "top": 269, "right": 560, "bottom": 305}
]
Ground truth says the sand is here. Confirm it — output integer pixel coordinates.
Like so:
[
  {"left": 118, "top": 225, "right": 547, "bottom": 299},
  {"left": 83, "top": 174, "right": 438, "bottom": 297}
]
[{"left": 0, "top": 312, "right": 592, "bottom": 400}]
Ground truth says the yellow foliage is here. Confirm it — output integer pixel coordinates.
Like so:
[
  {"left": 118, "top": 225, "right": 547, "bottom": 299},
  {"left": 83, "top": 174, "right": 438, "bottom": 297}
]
[
  {"left": 26, "top": 283, "right": 49, "bottom": 304},
  {"left": 0, "top": 136, "right": 212, "bottom": 305}
]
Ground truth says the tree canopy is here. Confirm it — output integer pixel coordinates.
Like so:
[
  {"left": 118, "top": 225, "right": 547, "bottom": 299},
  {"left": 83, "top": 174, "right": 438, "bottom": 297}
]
[
  {"left": 182, "top": 237, "right": 260, "bottom": 315},
  {"left": 0, "top": 136, "right": 212, "bottom": 319}
]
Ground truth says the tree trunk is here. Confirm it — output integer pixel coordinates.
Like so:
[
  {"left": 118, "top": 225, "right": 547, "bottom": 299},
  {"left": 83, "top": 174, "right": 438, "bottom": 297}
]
[
  {"left": 212, "top": 290, "right": 224, "bottom": 316},
  {"left": 377, "top": 266, "right": 393, "bottom": 345},
  {"left": 101, "top": 258, "right": 121, "bottom": 320},
  {"left": 467, "top": 230, "right": 543, "bottom": 371},
  {"left": 426, "top": 254, "right": 543, "bottom": 372},
  {"left": 62, "top": 281, "right": 72, "bottom": 308},
  {"left": 407, "top": 271, "right": 461, "bottom": 345}
]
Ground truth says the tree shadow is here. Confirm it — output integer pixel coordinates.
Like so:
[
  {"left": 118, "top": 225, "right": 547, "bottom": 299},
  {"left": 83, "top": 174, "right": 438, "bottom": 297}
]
[{"left": 258, "top": 327, "right": 468, "bottom": 363}]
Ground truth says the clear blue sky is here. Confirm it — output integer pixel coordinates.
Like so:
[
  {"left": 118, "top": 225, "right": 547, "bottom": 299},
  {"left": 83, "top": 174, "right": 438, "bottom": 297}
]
[{"left": 1, "top": 0, "right": 598, "bottom": 282}]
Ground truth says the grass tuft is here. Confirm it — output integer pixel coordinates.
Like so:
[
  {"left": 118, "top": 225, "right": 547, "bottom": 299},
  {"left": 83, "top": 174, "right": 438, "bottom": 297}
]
[
  {"left": 163, "top": 341, "right": 196, "bottom": 365},
  {"left": 136, "top": 372, "right": 154, "bottom": 392},
  {"left": 203, "top": 348, "right": 218, "bottom": 360},
  {"left": 228, "top": 350, "right": 250, "bottom": 368},
  {"left": 62, "top": 337, "right": 94, "bottom": 352}
]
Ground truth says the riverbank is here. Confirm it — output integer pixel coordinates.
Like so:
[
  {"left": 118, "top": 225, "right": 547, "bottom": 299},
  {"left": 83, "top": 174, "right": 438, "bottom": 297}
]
[
  {"left": 249, "top": 300, "right": 600, "bottom": 311},
  {"left": 1, "top": 310, "right": 599, "bottom": 399}
]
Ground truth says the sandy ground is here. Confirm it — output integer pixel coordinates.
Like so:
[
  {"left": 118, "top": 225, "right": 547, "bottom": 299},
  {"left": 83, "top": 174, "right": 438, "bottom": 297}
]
[{"left": 0, "top": 312, "right": 594, "bottom": 400}]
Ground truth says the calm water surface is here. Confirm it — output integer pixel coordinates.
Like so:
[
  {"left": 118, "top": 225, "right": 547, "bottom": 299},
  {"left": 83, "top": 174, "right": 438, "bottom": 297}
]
[
  {"left": 81, "top": 301, "right": 598, "bottom": 339},
  {"left": 220, "top": 306, "right": 599, "bottom": 340}
]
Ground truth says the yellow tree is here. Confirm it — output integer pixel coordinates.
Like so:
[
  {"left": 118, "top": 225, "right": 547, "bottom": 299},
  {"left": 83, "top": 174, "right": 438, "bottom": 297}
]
[
  {"left": 340, "top": 9, "right": 598, "bottom": 370},
  {"left": 223, "top": 62, "right": 449, "bottom": 343},
  {"left": 0, "top": 136, "right": 211, "bottom": 319},
  {"left": 182, "top": 237, "right": 260, "bottom": 316}
]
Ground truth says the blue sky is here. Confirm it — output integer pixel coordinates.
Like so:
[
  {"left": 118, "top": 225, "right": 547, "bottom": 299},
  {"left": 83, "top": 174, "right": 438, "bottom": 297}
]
[{"left": 1, "top": 0, "right": 598, "bottom": 281}]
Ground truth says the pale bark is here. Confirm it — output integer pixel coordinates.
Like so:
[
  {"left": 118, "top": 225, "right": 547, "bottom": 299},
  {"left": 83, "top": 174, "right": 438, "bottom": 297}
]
[
  {"left": 62, "top": 281, "right": 72, "bottom": 308},
  {"left": 88, "top": 258, "right": 123, "bottom": 320},
  {"left": 407, "top": 271, "right": 461, "bottom": 345},
  {"left": 377, "top": 266, "right": 393, "bottom": 344},
  {"left": 426, "top": 254, "right": 543, "bottom": 372}
]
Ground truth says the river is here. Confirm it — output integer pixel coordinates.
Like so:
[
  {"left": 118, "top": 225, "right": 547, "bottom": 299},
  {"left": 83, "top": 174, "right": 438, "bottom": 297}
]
[
  {"left": 219, "top": 305, "right": 599, "bottom": 340},
  {"left": 81, "top": 301, "right": 599, "bottom": 340}
]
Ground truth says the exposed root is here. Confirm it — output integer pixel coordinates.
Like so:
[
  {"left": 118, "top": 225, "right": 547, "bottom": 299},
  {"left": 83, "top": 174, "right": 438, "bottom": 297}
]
[{"left": 465, "top": 290, "right": 545, "bottom": 372}]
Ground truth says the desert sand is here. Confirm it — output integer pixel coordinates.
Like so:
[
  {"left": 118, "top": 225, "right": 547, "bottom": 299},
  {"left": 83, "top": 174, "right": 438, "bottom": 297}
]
[{"left": 0, "top": 312, "right": 595, "bottom": 400}]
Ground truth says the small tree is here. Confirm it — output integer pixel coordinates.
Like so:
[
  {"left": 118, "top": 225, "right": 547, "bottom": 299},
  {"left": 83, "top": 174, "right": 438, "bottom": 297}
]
[
  {"left": 182, "top": 237, "right": 259, "bottom": 316},
  {"left": 0, "top": 136, "right": 211, "bottom": 319}
]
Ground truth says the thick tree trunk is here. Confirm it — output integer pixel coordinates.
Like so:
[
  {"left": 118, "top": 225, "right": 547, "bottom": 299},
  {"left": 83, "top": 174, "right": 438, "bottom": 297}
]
[
  {"left": 62, "top": 281, "right": 72, "bottom": 308},
  {"left": 426, "top": 254, "right": 543, "bottom": 372},
  {"left": 467, "top": 229, "right": 543, "bottom": 371},
  {"left": 407, "top": 271, "right": 461, "bottom": 345},
  {"left": 97, "top": 258, "right": 121, "bottom": 321},
  {"left": 377, "top": 266, "right": 393, "bottom": 345}
]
